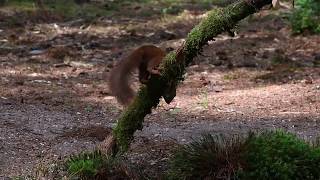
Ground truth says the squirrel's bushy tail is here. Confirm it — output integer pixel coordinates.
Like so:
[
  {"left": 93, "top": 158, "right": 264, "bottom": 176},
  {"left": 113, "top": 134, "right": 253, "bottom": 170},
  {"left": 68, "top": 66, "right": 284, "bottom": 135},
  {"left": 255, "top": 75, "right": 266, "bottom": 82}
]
[
  {"left": 109, "top": 71, "right": 134, "bottom": 106},
  {"left": 108, "top": 52, "right": 141, "bottom": 106}
]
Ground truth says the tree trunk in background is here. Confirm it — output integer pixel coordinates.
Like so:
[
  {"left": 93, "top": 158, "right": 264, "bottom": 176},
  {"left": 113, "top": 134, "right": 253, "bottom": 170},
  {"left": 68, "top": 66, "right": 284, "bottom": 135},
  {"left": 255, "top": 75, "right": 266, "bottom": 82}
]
[
  {"left": 103, "top": 0, "right": 273, "bottom": 155},
  {"left": 34, "top": 0, "right": 50, "bottom": 19},
  {"left": 34, "top": 0, "right": 45, "bottom": 10}
]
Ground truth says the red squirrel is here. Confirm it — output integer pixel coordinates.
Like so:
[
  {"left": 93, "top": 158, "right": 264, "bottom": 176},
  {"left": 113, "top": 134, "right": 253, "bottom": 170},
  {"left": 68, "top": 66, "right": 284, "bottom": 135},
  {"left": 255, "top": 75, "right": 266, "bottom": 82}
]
[{"left": 109, "top": 45, "right": 165, "bottom": 106}]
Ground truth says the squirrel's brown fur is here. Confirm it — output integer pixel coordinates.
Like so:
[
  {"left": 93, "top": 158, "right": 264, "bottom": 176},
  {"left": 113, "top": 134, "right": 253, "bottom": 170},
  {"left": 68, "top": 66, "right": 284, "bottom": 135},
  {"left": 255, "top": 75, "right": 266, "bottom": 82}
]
[{"left": 109, "top": 45, "right": 165, "bottom": 106}]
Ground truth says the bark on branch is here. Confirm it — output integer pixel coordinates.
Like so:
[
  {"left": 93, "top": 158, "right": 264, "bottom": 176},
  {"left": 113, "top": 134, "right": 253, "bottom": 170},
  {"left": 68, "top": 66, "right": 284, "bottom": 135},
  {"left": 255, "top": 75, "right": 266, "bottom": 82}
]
[{"left": 108, "top": 0, "right": 272, "bottom": 153}]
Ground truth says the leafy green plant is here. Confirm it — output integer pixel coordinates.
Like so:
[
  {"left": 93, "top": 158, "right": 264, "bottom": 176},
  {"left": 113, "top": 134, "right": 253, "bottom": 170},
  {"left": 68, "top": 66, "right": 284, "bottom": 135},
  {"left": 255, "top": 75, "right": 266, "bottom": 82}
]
[
  {"left": 66, "top": 150, "right": 116, "bottom": 179},
  {"left": 290, "top": 0, "right": 320, "bottom": 34},
  {"left": 199, "top": 89, "right": 209, "bottom": 109}
]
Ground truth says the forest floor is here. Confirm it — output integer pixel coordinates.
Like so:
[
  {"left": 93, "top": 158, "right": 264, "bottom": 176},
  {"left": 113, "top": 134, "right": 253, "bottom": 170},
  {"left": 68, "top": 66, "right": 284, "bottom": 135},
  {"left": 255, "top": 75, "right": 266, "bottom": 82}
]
[{"left": 0, "top": 2, "right": 319, "bottom": 179}]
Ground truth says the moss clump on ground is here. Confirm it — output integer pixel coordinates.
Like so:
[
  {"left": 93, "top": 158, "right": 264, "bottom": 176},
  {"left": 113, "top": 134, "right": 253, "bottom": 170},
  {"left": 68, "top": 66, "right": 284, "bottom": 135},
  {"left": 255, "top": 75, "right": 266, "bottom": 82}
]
[
  {"left": 240, "top": 131, "right": 320, "bottom": 180},
  {"left": 167, "top": 130, "right": 320, "bottom": 180}
]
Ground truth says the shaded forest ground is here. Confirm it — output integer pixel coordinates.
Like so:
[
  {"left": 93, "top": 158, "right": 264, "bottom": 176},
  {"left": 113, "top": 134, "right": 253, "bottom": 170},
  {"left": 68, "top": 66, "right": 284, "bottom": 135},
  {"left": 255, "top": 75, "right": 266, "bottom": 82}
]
[{"left": 0, "top": 1, "right": 319, "bottom": 178}]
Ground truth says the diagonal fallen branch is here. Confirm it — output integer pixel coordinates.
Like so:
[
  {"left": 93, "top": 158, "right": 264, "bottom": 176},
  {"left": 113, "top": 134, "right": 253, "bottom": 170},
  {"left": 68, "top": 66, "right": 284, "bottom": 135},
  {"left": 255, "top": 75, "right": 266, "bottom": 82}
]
[{"left": 104, "top": 0, "right": 272, "bottom": 153}]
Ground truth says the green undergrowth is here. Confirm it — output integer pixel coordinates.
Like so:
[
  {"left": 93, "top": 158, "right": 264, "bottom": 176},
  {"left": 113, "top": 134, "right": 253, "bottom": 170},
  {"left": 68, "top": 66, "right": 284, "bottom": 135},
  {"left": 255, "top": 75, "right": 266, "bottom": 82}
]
[
  {"left": 63, "top": 130, "right": 320, "bottom": 179},
  {"left": 167, "top": 130, "right": 320, "bottom": 180},
  {"left": 240, "top": 131, "right": 320, "bottom": 179},
  {"left": 1, "top": 0, "right": 112, "bottom": 19},
  {"left": 0, "top": 0, "right": 236, "bottom": 19},
  {"left": 65, "top": 150, "right": 128, "bottom": 179},
  {"left": 290, "top": 0, "right": 320, "bottom": 34}
]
